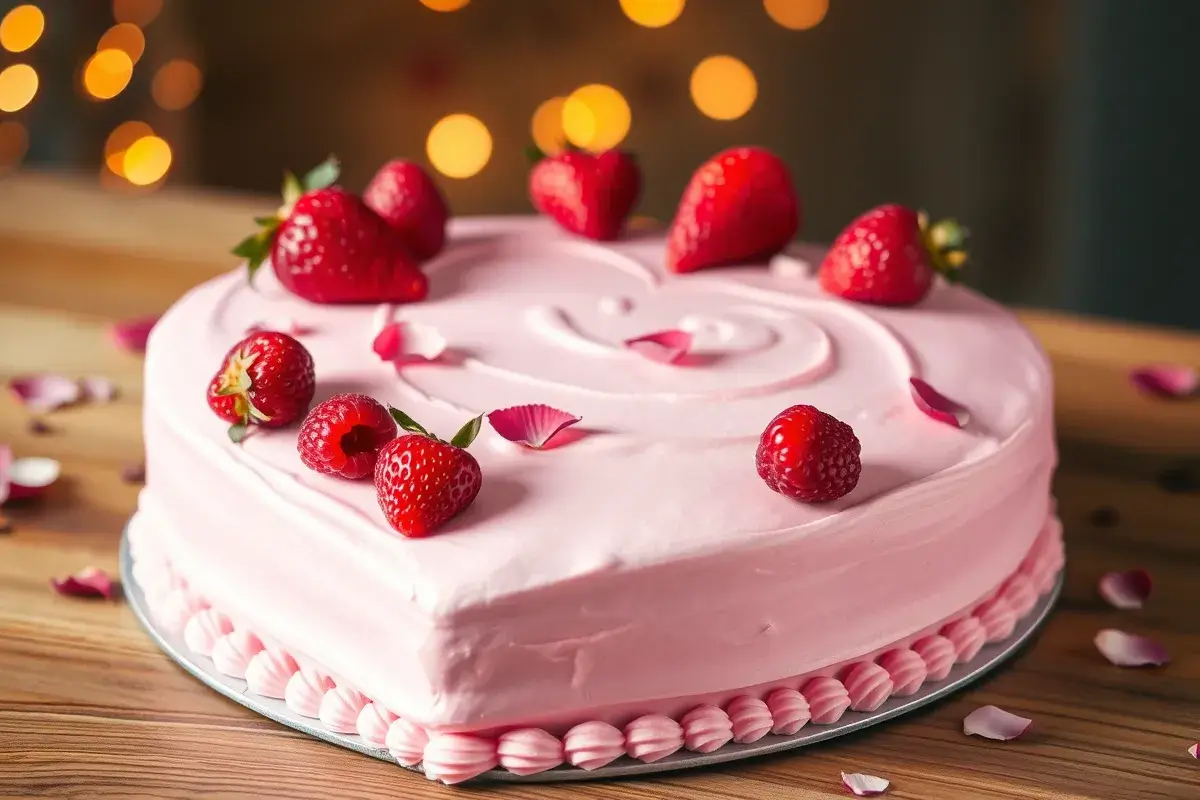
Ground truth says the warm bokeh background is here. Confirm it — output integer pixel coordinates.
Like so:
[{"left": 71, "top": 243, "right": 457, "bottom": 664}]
[{"left": 2, "top": 0, "right": 1196, "bottom": 329}]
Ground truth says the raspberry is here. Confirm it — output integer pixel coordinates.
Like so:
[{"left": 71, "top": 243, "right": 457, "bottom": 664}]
[
  {"left": 297, "top": 394, "right": 397, "bottom": 480},
  {"left": 755, "top": 405, "right": 861, "bottom": 503}
]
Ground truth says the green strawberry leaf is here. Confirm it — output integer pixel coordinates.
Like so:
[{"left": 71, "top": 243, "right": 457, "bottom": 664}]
[
  {"left": 228, "top": 422, "right": 249, "bottom": 444},
  {"left": 388, "top": 406, "right": 429, "bottom": 436},
  {"left": 302, "top": 156, "right": 341, "bottom": 191},
  {"left": 450, "top": 414, "right": 483, "bottom": 449},
  {"left": 253, "top": 215, "right": 279, "bottom": 226},
  {"left": 281, "top": 170, "right": 304, "bottom": 206}
]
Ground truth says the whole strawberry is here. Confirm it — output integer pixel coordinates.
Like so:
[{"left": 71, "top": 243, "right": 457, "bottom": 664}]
[
  {"left": 363, "top": 159, "right": 449, "bottom": 261},
  {"left": 666, "top": 147, "right": 800, "bottom": 273},
  {"left": 756, "top": 405, "right": 861, "bottom": 503},
  {"left": 207, "top": 331, "right": 316, "bottom": 443},
  {"left": 529, "top": 148, "right": 641, "bottom": 241},
  {"left": 232, "top": 157, "right": 428, "bottom": 304},
  {"left": 374, "top": 409, "right": 483, "bottom": 538},
  {"left": 818, "top": 204, "right": 969, "bottom": 306},
  {"left": 298, "top": 393, "right": 397, "bottom": 479}
]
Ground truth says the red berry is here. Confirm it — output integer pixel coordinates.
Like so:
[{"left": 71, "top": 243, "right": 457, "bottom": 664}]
[
  {"left": 666, "top": 147, "right": 800, "bottom": 273},
  {"left": 817, "top": 204, "right": 969, "bottom": 306},
  {"left": 529, "top": 149, "right": 641, "bottom": 241},
  {"left": 207, "top": 331, "right": 316, "bottom": 442},
  {"left": 755, "top": 405, "right": 861, "bottom": 503},
  {"left": 297, "top": 393, "right": 397, "bottom": 479},
  {"left": 363, "top": 159, "right": 449, "bottom": 261}
]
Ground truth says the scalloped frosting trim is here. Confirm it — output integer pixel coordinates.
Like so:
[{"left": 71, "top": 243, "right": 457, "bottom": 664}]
[{"left": 136, "top": 516, "right": 1062, "bottom": 784}]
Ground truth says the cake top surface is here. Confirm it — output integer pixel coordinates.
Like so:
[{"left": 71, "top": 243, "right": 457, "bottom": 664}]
[{"left": 150, "top": 216, "right": 1052, "bottom": 614}]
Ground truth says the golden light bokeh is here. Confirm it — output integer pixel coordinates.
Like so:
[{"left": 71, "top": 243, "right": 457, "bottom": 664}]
[
  {"left": 690, "top": 55, "right": 757, "bottom": 120},
  {"left": 0, "top": 120, "right": 28, "bottom": 169},
  {"left": 123, "top": 135, "right": 171, "bottom": 185},
  {"left": 112, "top": 0, "right": 162, "bottom": 27},
  {"left": 83, "top": 49, "right": 134, "bottom": 100},
  {"left": 419, "top": 0, "right": 470, "bottom": 11},
  {"left": 562, "top": 84, "right": 631, "bottom": 151},
  {"left": 426, "top": 114, "right": 491, "bottom": 179},
  {"left": 98, "top": 22, "right": 145, "bottom": 64},
  {"left": 0, "top": 64, "right": 38, "bottom": 113},
  {"left": 152, "top": 59, "right": 203, "bottom": 110},
  {"left": 104, "top": 120, "right": 154, "bottom": 175},
  {"left": 0, "top": 5, "right": 44, "bottom": 53},
  {"left": 619, "top": 0, "right": 685, "bottom": 28},
  {"left": 531, "top": 97, "right": 567, "bottom": 156},
  {"left": 763, "top": 0, "right": 829, "bottom": 30}
]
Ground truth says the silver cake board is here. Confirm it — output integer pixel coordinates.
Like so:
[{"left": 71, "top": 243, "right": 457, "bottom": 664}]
[{"left": 120, "top": 528, "right": 1062, "bottom": 784}]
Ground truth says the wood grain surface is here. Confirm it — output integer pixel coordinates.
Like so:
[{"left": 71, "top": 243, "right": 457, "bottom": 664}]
[{"left": 0, "top": 175, "right": 1198, "bottom": 799}]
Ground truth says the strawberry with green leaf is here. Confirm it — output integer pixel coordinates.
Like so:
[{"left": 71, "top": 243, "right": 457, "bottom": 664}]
[{"left": 207, "top": 331, "right": 316, "bottom": 443}]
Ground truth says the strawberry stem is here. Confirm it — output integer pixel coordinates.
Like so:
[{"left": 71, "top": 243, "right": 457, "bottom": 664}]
[
  {"left": 388, "top": 406, "right": 430, "bottom": 437},
  {"left": 450, "top": 415, "right": 483, "bottom": 449},
  {"left": 918, "top": 211, "right": 970, "bottom": 284}
]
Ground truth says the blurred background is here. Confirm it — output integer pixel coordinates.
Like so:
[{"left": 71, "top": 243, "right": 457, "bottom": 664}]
[{"left": 0, "top": 0, "right": 1196, "bottom": 329}]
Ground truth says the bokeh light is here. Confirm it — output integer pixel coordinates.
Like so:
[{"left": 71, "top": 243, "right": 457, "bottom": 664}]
[
  {"left": 83, "top": 49, "right": 134, "bottom": 100},
  {"left": 104, "top": 120, "right": 154, "bottom": 176},
  {"left": 0, "top": 120, "right": 28, "bottom": 169},
  {"left": 562, "top": 84, "right": 631, "bottom": 151},
  {"left": 0, "top": 5, "right": 44, "bottom": 53},
  {"left": 763, "top": 0, "right": 829, "bottom": 30},
  {"left": 123, "top": 135, "right": 171, "bottom": 185},
  {"left": 619, "top": 0, "right": 685, "bottom": 28},
  {"left": 152, "top": 59, "right": 203, "bottom": 110},
  {"left": 0, "top": 64, "right": 37, "bottom": 113},
  {"left": 112, "top": 0, "right": 162, "bottom": 27},
  {"left": 531, "top": 97, "right": 567, "bottom": 156},
  {"left": 97, "top": 22, "right": 145, "bottom": 65},
  {"left": 426, "top": 114, "right": 491, "bottom": 178},
  {"left": 419, "top": 0, "right": 470, "bottom": 10},
  {"left": 690, "top": 55, "right": 757, "bottom": 120}
]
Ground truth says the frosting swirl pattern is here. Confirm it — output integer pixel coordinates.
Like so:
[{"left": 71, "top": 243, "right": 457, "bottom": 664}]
[
  {"left": 284, "top": 667, "right": 335, "bottom": 718},
  {"left": 496, "top": 728, "right": 565, "bottom": 776},
  {"left": 765, "top": 688, "right": 811, "bottom": 735},
  {"left": 623, "top": 715, "right": 684, "bottom": 763},
  {"left": 244, "top": 649, "right": 298, "bottom": 699},
  {"left": 912, "top": 634, "right": 957, "bottom": 681},
  {"left": 355, "top": 702, "right": 398, "bottom": 748},
  {"left": 974, "top": 595, "right": 1018, "bottom": 642},
  {"left": 210, "top": 630, "right": 263, "bottom": 679},
  {"left": 801, "top": 676, "right": 851, "bottom": 724},
  {"left": 843, "top": 662, "right": 894, "bottom": 713},
  {"left": 318, "top": 686, "right": 369, "bottom": 734},
  {"left": 182, "top": 608, "right": 233, "bottom": 657},
  {"left": 385, "top": 717, "right": 429, "bottom": 766},
  {"left": 876, "top": 648, "right": 927, "bottom": 698},
  {"left": 422, "top": 733, "right": 498, "bottom": 785},
  {"left": 563, "top": 721, "right": 625, "bottom": 770},
  {"left": 942, "top": 616, "right": 987, "bottom": 663},
  {"left": 680, "top": 705, "right": 733, "bottom": 753},
  {"left": 726, "top": 695, "right": 773, "bottom": 744}
]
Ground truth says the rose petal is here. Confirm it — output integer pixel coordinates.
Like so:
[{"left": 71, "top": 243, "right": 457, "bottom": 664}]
[
  {"left": 80, "top": 375, "right": 118, "bottom": 403},
  {"left": 245, "top": 318, "right": 314, "bottom": 337},
  {"left": 1098, "top": 568, "right": 1152, "bottom": 610},
  {"left": 1094, "top": 629, "right": 1169, "bottom": 667},
  {"left": 624, "top": 329, "right": 693, "bottom": 365},
  {"left": 487, "top": 404, "right": 582, "bottom": 449},
  {"left": 0, "top": 444, "right": 11, "bottom": 506},
  {"left": 373, "top": 321, "right": 446, "bottom": 365},
  {"left": 841, "top": 772, "right": 890, "bottom": 796},
  {"left": 1188, "top": 742, "right": 1198, "bottom": 758},
  {"left": 108, "top": 314, "right": 159, "bottom": 353},
  {"left": 963, "top": 705, "right": 1033, "bottom": 741},
  {"left": 1129, "top": 364, "right": 1198, "bottom": 399},
  {"left": 9, "top": 374, "right": 82, "bottom": 413},
  {"left": 6, "top": 456, "right": 62, "bottom": 502},
  {"left": 910, "top": 377, "right": 970, "bottom": 428},
  {"left": 50, "top": 566, "right": 117, "bottom": 599}
]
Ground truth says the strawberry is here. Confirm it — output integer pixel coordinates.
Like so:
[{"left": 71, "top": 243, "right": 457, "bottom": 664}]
[
  {"left": 528, "top": 148, "right": 641, "bottom": 241},
  {"left": 297, "top": 393, "right": 397, "bottom": 480},
  {"left": 666, "top": 146, "right": 800, "bottom": 273},
  {"left": 232, "top": 157, "right": 428, "bottom": 304},
  {"left": 817, "top": 204, "right": 969, "bottom": 306},
  {"left": 363, "top": 159, "right": 449, "bottom": 261},
  {"left": 374, "top": 409, "right": 483, "bottom": 538},
  {"left": 755, "top": 405, "right": 861, "bottom": 503},
  {"left": 207, "top": 331, "right": 316, "bottom": 443}
]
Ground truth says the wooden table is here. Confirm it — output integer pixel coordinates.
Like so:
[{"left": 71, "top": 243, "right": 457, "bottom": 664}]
[{"left": 1, "top": 175, "right": 1197, "bottom": 799}]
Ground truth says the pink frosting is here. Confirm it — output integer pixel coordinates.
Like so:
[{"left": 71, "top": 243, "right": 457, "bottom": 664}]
[
  {"left": 999, "top": 573, "right": 1038, "bottom": 616},
  {"left": 942, "top": 616, "right": 987, "bottom": 663},
  {"left": 356, "top": 702, "right": 398, "bottom": 748},
  {"left": 182, "top": 608, "right": 233, "bottom": 657},
  {"left": 284, "top": 667, "right": 335, "bottom": 718},
  {"left": 726, "top": 695, "right": 773, "bottom": 744},
  {"left": 154, "top": 587, "right": 207, "bottom": 634},
  {"left": 765, "top": 688, "right": 810, "bottom": 735},
  {"left": 422, "top": 733, "right": 498, "bottom": 785},
  {"left": 386, "top": 717, "right": 429, "bottom": 766},
  {"left": 210, "top": 630, "right": 263, "bottom": 679},
  {"left": 563, "top": 721, "right": 625, "bottom": 770},
  {"left": 912, "top": 634, "right": 957, "bottom": 681},
  {"left": 496, "top": 728, "right": 565, "bottom": 775},
  {"left": 623, "top": 714, "right": 684, "bottom": 763},
  {"left": 318, "top": 686, "right": 369, "bottom": 734},
  {"left": 974, "top": 595, "right": 1018, "bottom": 642},
  {"left": 801, "top": 676, "right": 851, "bottom": 724},
  {"left": 876, "top": 648, "right": 927, "bottom": 698},
  {"left": 244, "top": 649, "right": 298, "bottom": 699},
  {"left": 843, "top": 662, "right": 893, "bottom": 713},
  {"left": 680, "top": 705, "right": 733, "bottom": 753}
]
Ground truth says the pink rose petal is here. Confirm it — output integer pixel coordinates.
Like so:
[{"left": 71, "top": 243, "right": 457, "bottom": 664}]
[
  {"left": 1129, "top": 364, "right": 1198, "bottom": 399},
  {"left": 51, "top": 566, "right": 117, "bottom": 599},
  {"left": 80, "top": 375, "right": 118, "bottom": 403},
  {"left": 108, "top": 314, "right": 159, "bottom": 353},
  {"left": 245, "top": 318, "right": 314, "bottom": 337},
  {"left": 373, "top": 321, "right": 446, "bottom": 365},
  {"left": 1094, "top": 629, "right": 1169, "bottom": 667},
  {"left": 0, "top": 444, "right": 11, "bottom": 506},
  {"left": 1098, "top": 568, "right": 1152, "bottom": 610},
  {"left": 7, "top": 456, "right": 61, "bottom": 502},
  {"left": 910, "top": 377, "right": 970, "bottom": 428},
  {"left": 623, "top": 329, "right": 693, "bottom": 365},
  {"left": 487, "top": 404, "right": 582, "bottom": 450},
  {"left": 841, "top": 772, "right": 890, "bottom": 796},
  {"left": 9, "top": 374, "right": 82, "bottom": 413},
  {"left": 963, "top": 705, "right": 1032, "bottom": 741},
  {"left": 1188, "top": 743, "right": 1198, "bottom": 758}
]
